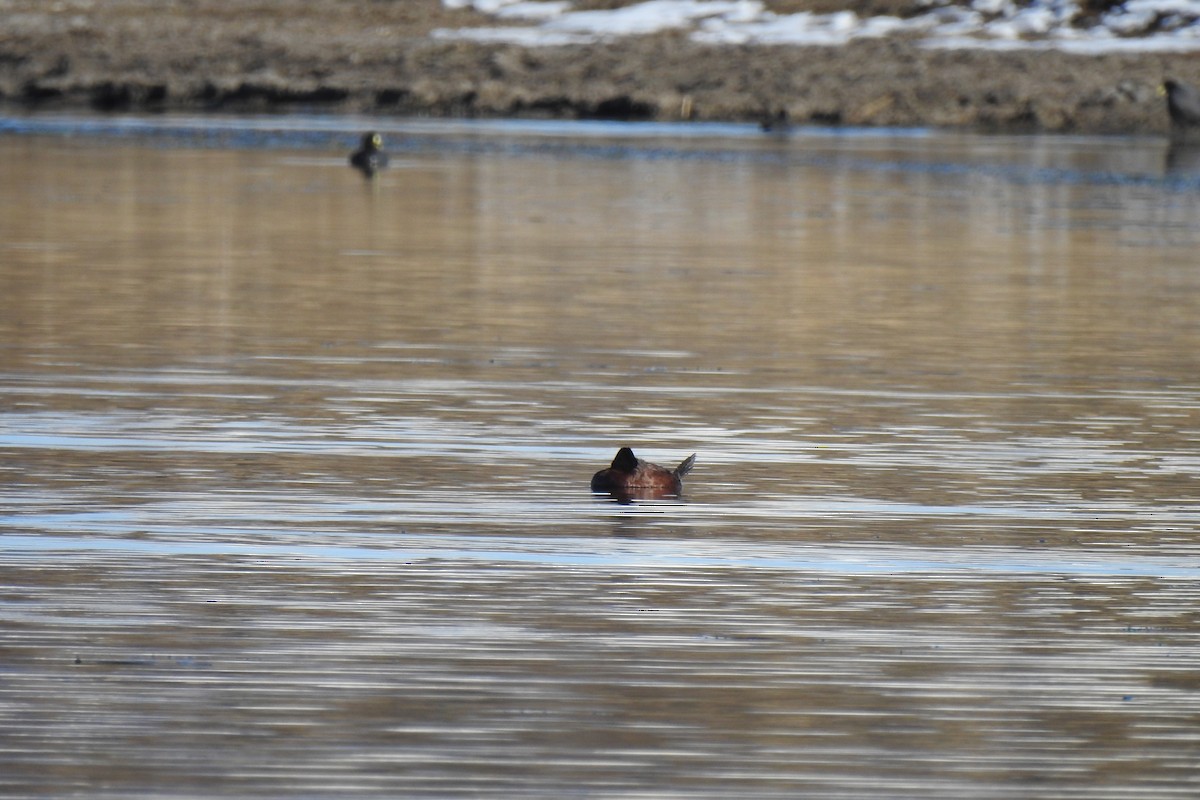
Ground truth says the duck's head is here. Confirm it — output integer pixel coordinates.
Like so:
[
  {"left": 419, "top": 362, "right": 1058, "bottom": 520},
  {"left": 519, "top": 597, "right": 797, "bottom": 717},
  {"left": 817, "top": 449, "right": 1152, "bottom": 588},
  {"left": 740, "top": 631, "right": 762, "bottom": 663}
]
[{"left": 611, "top": 447, "right": 639, "bottom": 472}]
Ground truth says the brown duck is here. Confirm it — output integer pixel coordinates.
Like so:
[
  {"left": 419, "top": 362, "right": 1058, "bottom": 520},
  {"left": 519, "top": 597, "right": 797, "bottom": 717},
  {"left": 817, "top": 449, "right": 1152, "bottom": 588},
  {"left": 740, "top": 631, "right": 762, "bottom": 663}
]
[{"left": 591, "top": 447, "right": 696, "bottom": 500}]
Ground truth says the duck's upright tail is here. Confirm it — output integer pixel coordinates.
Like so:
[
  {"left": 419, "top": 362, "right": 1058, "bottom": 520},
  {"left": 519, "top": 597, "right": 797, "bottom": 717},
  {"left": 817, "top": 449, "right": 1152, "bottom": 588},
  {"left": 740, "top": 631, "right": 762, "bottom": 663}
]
[{"left": 674, "top": 453, "right": 696, "bottom": 479}]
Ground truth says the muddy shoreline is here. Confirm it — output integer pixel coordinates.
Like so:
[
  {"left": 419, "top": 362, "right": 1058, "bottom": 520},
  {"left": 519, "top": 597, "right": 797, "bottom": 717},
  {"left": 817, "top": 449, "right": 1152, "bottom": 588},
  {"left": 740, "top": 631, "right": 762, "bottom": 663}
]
[{"left": 1, "top": 0, "right": 1197, "bottom": 135}]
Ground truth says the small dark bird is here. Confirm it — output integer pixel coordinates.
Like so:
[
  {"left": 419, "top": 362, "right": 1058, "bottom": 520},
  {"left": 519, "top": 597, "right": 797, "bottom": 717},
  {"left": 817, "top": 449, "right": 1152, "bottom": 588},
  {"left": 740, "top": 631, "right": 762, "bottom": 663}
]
[
  {"left": 1161, "top": 79, "right": 1200, "bottom": 134},
  {"left": 591, "top": 447, "right": 696, "bottom": 501},
  {"left": 759, "top": 108, "right": 791, "bottom": 134},
  {"left": 349, "top": 131, "right": 389, "bottom": 177}
]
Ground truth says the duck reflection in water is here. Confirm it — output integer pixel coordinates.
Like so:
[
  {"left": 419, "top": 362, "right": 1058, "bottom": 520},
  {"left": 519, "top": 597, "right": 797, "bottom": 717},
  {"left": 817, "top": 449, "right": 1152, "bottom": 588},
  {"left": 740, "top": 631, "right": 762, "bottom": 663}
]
[
  {"left": 1165, "top": 141, "right": 1200, "bottom": 175},
  {"left": 591, "top": 447, "right": 696, "bottom": 503},
  {"left": 349, "top": 131, "right": 389, "bottom": 178}
]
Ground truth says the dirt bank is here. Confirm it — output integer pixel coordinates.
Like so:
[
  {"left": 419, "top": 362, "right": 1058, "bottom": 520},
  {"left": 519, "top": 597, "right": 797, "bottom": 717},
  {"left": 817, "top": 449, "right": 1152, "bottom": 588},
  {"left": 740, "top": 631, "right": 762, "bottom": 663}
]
[{"left": 1, "top": 0, "right": 1198, "bottom": 134}]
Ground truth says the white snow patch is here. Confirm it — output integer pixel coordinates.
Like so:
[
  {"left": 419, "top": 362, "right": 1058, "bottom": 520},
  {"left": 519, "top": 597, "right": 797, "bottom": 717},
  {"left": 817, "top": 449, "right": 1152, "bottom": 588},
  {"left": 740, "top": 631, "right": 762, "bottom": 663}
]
[
  {"left": 495, "top": 2, "right": 573, "bottom": 21},
  {"left": 434, "top": 0, "right": 1200, "bottom": 53},
  {"left": 694, "top": 10, "right": 928, "bottom": 46}
]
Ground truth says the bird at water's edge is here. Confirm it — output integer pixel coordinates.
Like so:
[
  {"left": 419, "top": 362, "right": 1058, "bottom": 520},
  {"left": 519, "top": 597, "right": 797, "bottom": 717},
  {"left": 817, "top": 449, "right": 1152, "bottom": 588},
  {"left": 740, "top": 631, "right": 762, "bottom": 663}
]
[
  {"left": 350, "top": 131, "right": 389, "bottom": 177},
  {"left": 759, "top": 108, "right": 790, "bottom": 133},
  {"left": 591, "top": 447, "right": 696, "bottom": 499},
  {"left": 1161, "top": 79, "right": 1200, "bottom": 138}
]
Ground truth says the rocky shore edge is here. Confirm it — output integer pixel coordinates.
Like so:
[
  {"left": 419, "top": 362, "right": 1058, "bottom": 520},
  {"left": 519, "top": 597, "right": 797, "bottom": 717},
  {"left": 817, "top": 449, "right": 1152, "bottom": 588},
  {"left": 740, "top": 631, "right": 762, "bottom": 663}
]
[{"left": 1, "top": 3, "right": 1197, "bottom": 136}]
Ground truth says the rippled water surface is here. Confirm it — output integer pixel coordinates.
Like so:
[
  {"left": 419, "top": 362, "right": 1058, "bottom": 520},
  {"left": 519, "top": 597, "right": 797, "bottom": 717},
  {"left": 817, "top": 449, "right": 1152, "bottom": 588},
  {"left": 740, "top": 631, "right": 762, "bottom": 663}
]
[{"left": 3, "top": 116, "right": 1200, "bottom": 798}]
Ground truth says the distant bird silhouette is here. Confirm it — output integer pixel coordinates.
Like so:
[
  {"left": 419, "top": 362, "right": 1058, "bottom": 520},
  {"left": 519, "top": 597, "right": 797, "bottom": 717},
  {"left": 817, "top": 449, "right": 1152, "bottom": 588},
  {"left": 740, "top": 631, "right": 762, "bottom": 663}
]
[
  {"left": 1161, "top": 79, "right": 1200, "bottom": 139},
  {"left": 759, "top": 108, "right": 791, "bottom": 134},
  {"left": 591, "top": 447, "right": 696, "bottom": 501},
  {"left": 349, "top": 131, "right": 389, "bottom": 177}
]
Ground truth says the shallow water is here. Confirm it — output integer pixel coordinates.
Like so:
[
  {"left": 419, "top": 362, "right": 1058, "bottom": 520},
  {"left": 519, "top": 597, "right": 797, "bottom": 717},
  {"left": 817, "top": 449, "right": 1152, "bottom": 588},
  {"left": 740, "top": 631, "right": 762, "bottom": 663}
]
[{"left": 3, "top": 115, "right": 1200, "bottom": 798}]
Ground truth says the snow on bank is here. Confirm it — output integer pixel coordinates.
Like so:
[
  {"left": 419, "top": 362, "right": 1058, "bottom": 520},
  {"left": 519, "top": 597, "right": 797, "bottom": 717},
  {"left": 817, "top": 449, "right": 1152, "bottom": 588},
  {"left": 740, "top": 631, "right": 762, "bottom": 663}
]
[{"left": 436, "top": 0, "right": 1200, "bottom": 52}]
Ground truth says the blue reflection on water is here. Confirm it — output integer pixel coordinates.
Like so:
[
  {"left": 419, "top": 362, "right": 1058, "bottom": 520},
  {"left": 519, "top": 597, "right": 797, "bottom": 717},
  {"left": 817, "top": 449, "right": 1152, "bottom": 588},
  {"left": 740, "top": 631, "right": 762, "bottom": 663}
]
[
  {"left": 1, "top": 112, "right": 1194, "bottom": 191},
  {"left": 4, "top": 533, "right": 1198, "bottom": 578}
]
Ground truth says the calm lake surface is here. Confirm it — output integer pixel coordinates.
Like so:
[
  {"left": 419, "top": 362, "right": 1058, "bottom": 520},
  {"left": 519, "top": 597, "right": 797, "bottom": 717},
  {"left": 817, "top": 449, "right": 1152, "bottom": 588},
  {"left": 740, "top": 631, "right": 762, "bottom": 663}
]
[{"left": 2, "top": 115, "right": 1200, "bottom": 798}]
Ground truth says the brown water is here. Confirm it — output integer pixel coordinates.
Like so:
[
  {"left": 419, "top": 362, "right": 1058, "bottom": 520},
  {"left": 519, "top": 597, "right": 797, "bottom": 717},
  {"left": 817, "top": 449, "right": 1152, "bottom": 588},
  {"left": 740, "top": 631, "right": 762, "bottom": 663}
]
[{"left": 3, "top": 117, "right": 1200, "bottom": 798}]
